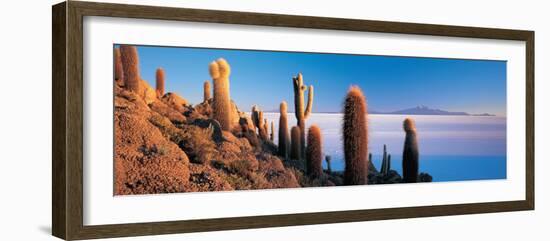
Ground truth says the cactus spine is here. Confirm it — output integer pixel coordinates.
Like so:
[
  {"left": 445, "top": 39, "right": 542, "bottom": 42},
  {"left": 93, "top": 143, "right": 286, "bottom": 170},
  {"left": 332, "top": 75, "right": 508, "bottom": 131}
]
[
  {"left": 290, "top": 126, "right": 301, "bottom": 160},
  {"left": 278, "top": 101, "right": 290, "bottom": 159},
  {"left": 306, "top": 125, "right": 323, "bottom": 178},
  {"left": 343, "top": 86, "right": 368, "bottom": 185},
  {"left": 402, "top": 118, "right": 419, "bottom": 183},
  {"left": 203, "top": 80, "right": 211, "bottom": 102},
  {"left": 119, "top": 45, "right": 140, "bottom": 92},
  {"left": 114, "top": 47, "right": 124, "bottom": 85},
  {"left": 325, "top": 155, "right": 332, "bottom": 173},
  {"left": 292, "top": 73, "right": 314, "bottom": 160},
  {"left": 209, "top": 58, "right": 232, "bottom": 131},
  {"left": 155, "top": 68, "right": 165, "bottom": 97}
]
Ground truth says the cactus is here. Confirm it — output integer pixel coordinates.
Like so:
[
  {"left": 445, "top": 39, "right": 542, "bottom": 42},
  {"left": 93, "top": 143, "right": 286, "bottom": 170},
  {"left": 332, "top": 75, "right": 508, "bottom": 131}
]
[
  {"left": 270, "top": 121, "right": 275, "bottom": 142},
  {"left": 343, "top": 86, "right": 368, "bottom": 185},
  {"left": 155, "top": 68, "right": 165, "bottom": 97},
  {"left": 209, "top": 58, "right": 232, "bottom": 131},
  {"left": 292, "top": 73, "right": 314, "bottom": 160},
  {"left": 203, "top": 80, "right": 211, "bottom": 102},
  {"left": 381, "top": 144, "right": 390, "bottom": 175},
  {"left": 387, "top": 154, "right": 392, "bottom": 175},
  {"left": 402, "top": 118, "right": 419, "bottom": 183},
  {"left": 306, "top": 125, "right": 323, "bottom": 178},
  {"left": 114, "top": 47, "right": 124, "bottom": 85},
  {"left": 290, "top": 126, "right": 301, "bottom": 160},
  {"left": 264, "top": 119, "right": 269, "bottom": 140},
  {"left": 251, "top": 105, "right": 269, "bottom": 140},
  {"left": 239, "top": 117, "right": 259, "bottom": 150},
  {"left": 119, "top": 45, "right": 140, "bottom": 92},
  {"left": 380, "top": 145, "right": 388, "bottom": 174},
  {"left": 325, "top": 155, "right": 332, "bottom": 173},
  {"left": 278, "top": 101, "right": 290, "bottom": 159}
]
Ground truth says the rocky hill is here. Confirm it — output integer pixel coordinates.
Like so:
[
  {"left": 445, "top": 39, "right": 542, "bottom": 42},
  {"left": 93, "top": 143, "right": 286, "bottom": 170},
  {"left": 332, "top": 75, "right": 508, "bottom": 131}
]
[{"left": 113, "top": 45, "right": 430, "bottom": 195}]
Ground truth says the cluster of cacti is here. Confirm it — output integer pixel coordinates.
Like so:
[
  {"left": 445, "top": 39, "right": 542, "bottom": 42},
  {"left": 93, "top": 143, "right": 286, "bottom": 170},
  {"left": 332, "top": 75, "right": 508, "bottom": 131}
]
[
  {"left": 155, "top": 68, "right": 165, "bottom": 97},
  {"left": 290, "top": 126, "right": 301, "bottom": 160},
  {"left": 119, "top": 45, "right": 140, "bottom": 92},
  {"left": 342, "top": 86, "right": 368, "bottom": 185},
  {"left": 239, "top": 117, "right": 259, "bottom": 149},
  {"left": 203, "top": 80, "right": 211, "bottom": 102},
  {"left": 325, "top": 155, "right": 332, "bottom": 173},
  {"left": 306, "top": 125, "right": 323, "bottom": 178},
  {"left": 292, "top": 73, "right": 314, "bottom": 160},
  {"left": 402, "top": 118, "right": 419, "bottom": 183},
  {"left": 380, "top": 145, "right": 392, "bottom": 176},
  {"left": 209, "top": 58, "right": 232, "bottom": 131},
  {"left": 278, "top": 101, "right": 290, "bottom": 159},
  {"left": 251, "top": 105, "right": 269, "bottom": 140},
  {"left": 114, "top": 48, "right": 124, "bottom": 85}
]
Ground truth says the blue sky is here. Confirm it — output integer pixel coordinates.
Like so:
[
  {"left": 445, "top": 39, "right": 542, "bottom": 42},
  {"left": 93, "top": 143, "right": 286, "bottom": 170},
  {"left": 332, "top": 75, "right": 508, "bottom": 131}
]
[{"left": 125, "top": 45, "right": 507, "bottom": 116}]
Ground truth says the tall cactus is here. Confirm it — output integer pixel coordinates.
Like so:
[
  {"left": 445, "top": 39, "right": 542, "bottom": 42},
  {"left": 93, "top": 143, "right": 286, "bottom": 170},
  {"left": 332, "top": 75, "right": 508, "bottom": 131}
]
[
  {"left": 270, "top": 121, "right": 275, "bottom": 142},
  {"left": 402, "top": 118, "right": 419, "bottom": 183},
  {"left": 343, "top": 86, "right": 368, "bottom": 185},
  {"left": 155, "top": 67, "right": 165, "bottom": 97},
  {"left": 381, "top": 144, "right": 388, "bottom": 175},
  {"left": 119, "top": 45, "right": 140, "bottom": 92},
  {"left": 278, "top": 101, "right": 290, "bottom": 159},
  {"left": 386, "top": 154, "right": 392, "bottom": 175},
  {"left": 264, "top": 119, "right": 269, "bottom": 140},
  {"left": 306, "top": 125, "right": 323, "bottom": 178},
  {"left": 203, "top": 80, "right": 211, "bottom": 102},
  {"left": 251, "top": 105, "right": 268, "bottom": 140},
  {"left": 290, "top": 126, "right": 301, "bottom": 160},
  {"left": 209, "top": 58, "right": 232, "bottom": 131},
  {"left": 114, "top": 47, "right": 124, "bottom": 85},
  {"left": 325, "top": 155, "right": 332, "bottom": 173},
  {"left": 292, "top": 73, "right": 314, "bottom": 160}
]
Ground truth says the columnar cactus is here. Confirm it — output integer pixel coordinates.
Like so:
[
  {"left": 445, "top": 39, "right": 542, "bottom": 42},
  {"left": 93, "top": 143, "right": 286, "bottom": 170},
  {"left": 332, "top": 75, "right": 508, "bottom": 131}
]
[
  {"left": 155, "top": 68, "right": 165, "bottom": 97},
  {"left": 343, "top": 86, "right": 368, "bottom": 185},
  {"left": 114, "top": 47, "right": 124, "bottom": 85},
  {"left": 325, "top": 155, "right": 332, "bottom": 173},
  {"left": 203, "top": 80, "right": 211, "bottom": 102},
  {"left": 306, "top": 125, "right": 323, "bottom": 178},
  {"left": 381, "top": 144, "right": 388, "bottom": 175},
  {"left": 119, "top": 45, "right": 140, "bottom": 92},
  {"left": 270, "top": 121, "right": 275, "bottom": 142},
  {"left": 278, "top": 101, "right": 290, "bottom": 159},
  {"left": 290, "top": 126, "right": 301, "bottom": 160},
  {"left": 402, "top": 118, "right": 419, "bottom": 183},
  {"left": 264, "top": 119, "right": 269, "bottom": 140},
  {"left": 292, "top": 73, "right": 314, "bottom": 160},
  {"left": 386, "top": 154, "right": 392, "bottom": 175},
  {"left": 209, "top": 58, "right": 232, "bottom": 131},
  {"left": 251, "top": 105, "right": 269, "bottom": 140}
]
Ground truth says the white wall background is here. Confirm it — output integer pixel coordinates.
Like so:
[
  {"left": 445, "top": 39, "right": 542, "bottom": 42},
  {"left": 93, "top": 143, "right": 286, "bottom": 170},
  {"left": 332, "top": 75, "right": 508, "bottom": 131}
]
[{"left": 0, "top": 0, "right": 547, "bottom": 240}]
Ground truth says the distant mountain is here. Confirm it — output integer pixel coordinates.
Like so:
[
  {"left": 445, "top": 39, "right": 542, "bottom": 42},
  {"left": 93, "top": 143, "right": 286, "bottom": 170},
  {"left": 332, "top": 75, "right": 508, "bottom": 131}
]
[
  {"left": 372, "top": 105, "right": 495, "bottom": 116},
  {"left": 265, "top": 105, "right": 495, "bottom": 116}
]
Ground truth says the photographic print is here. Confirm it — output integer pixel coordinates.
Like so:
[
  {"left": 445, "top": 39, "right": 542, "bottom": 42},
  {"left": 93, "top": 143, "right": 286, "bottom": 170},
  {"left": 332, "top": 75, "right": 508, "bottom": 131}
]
[{"left": 113, "top": 45, "right": 506, "bottom": 195}]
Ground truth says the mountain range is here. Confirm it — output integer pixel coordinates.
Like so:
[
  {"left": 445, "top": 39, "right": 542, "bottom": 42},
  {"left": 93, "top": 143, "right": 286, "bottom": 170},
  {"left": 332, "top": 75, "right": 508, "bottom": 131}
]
[
  {"left": 265, "top": 105, "right": 495, "bottom": 116},
  {"left": 371, "top": 105, "right": 494, "bottom": 116}
]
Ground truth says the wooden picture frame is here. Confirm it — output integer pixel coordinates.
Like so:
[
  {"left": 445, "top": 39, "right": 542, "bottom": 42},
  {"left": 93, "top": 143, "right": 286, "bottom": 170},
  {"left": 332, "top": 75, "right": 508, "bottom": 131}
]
[{"left": 52, "top": 1, "right": 534, "bottom": 240}]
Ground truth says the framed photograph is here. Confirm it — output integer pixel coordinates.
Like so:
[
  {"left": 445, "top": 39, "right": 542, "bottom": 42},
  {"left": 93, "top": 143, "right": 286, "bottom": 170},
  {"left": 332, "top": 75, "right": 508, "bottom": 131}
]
[{"left": 52, "top": 1, "right": 534, "bottom": 240}]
